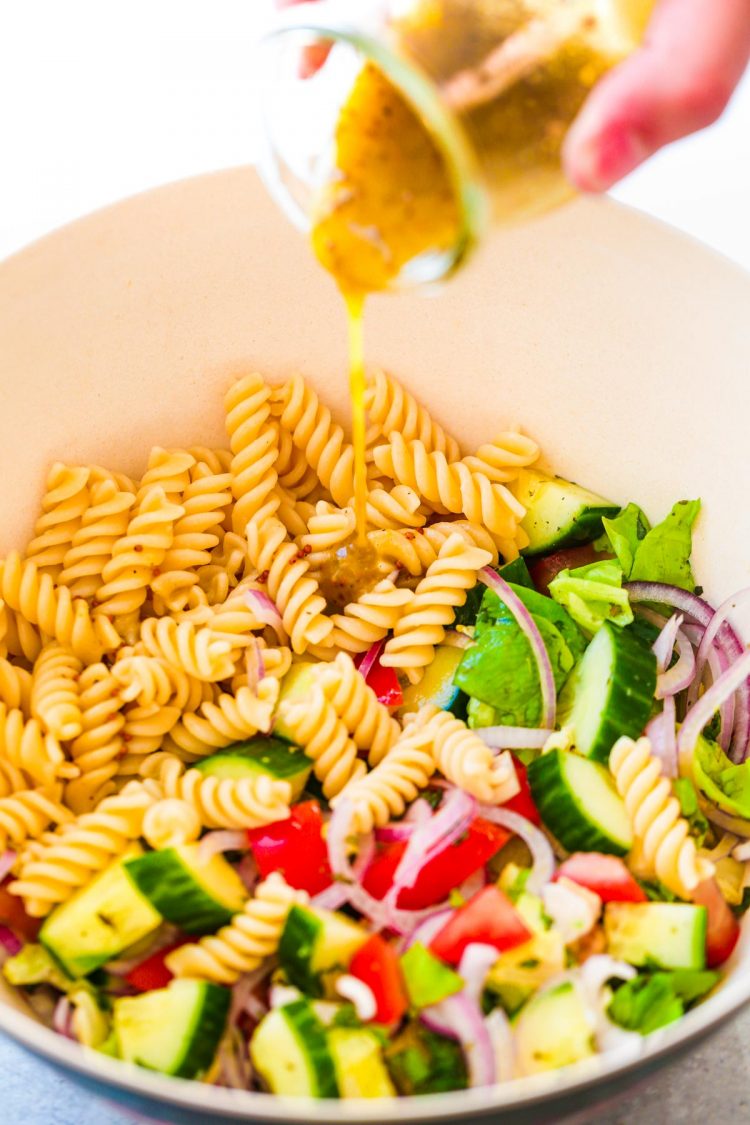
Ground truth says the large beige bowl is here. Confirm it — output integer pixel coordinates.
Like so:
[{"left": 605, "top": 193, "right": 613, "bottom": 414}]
[{"left": 0, "top": 168, "right": 749, "bottom": 1123}]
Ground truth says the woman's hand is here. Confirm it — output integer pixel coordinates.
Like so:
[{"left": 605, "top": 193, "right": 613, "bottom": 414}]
[{"left": 278, "top": 0, "right": 750, "bottom": 192}]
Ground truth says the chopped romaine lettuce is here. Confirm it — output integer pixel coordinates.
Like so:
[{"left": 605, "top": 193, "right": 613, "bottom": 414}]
[
  {"left": 693, "top": 735, "right": 750, "bottom": 819},
  {"left": 498, "top": 558, "right": 535, "bottom": 590},
  {"left": 548, "top": 560, "right": 633, "bottom": 635},
  {"left": 599, "top": 503, "right": 651, "bottom": 573},
  {"left": 608, "top": 970, "right": 719, "bottom": 1035},
  {"left": 475, "top": 585, "right": 585, "bottom": 660},
  {"left": 453, "top": 560, "right": 534, "bottom": 628},
  {"left": 629, "top": 500, "right": 701, "bottom": 592}
]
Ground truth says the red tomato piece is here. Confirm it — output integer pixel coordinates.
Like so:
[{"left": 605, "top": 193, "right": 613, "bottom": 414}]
[
  {"left": 125, "top": 942, "right": 187, "bottom": 992},
  {"left": 349, "top": 935, "right": 408, "bottom": 1024},
  {"left": 247, "top": 801, "right": 333, "bottom": 896},
  {"left": 692, "top": 877, "right": 741, "bottom": 968},
  {"left": 354, "top": 651, "right": 403, "bottom": 709},
  {"left": 502, "top": 756, "right": 541, "bottom": 826},
  {"left": 529, "top": 545, "right": 611, "bottom": 597},
  {"left": 555, "top": 853, "right": 647, "bottom": 903},
  {"left": 430, "top": 886, "right": 531, "bottom": 966},
  {"left": 0, "top": 881, "right": 41, "bottom": 942},
  {"left": 361, "top": 817, "right": 510, "bottom": 910}
]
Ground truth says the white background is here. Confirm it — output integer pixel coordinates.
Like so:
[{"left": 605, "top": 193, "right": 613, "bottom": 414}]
[{"left": 1, "top": 0, "right": 749, "bottom": 269}]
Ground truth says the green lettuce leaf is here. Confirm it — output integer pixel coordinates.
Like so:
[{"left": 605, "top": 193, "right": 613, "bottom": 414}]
[
  {"left": 600, "top": 503, "right": 651, "bottom": 573},
  {"left": 548, "top": 560, "right": 633, "bottom": 635},
  {"left": 629, "top": 500, "right": 701, "bottom": 592},
  {"left": 608, "top": 970, "right": 719, "bottom": 1035},
  {"left": 673, "top": 777, "right": 709, "bottom": 846},
  {"left": 693, "top": 735, "right": 750, "bottom": 819},
  {"left": 475, "top": 584, "right": 585, "bottom": 660}
]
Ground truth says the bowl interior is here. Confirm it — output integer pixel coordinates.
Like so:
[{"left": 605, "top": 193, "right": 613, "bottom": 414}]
[{"left": 1, "top": 167, "right": 749, "bottom": 1120}]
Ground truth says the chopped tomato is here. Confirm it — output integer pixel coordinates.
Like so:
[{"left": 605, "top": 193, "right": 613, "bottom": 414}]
[
  {"left": 349, "top": 935, "right": 408, "bottom": 1025},
  {"left": 361, "top": 817, "right": 510, "bottom": 910},
  {"left": 0, "top": 882, "right": 41, "bottom": 942},
  {"left": 125, "top": 942, "right": 187, "bottom": 992},
  {"left": 555, "top": 853, "right": 647, "bottom": 903},
  {"left": 247, "top": 801, "right": 332, "bottom": 896},
  {"left": 354, "top": 651, "right": 403, "bottom": 709},
  {"left": 503, "top": 756, "right": 541, "bottom": 826},
  {"left": 692, "top": 877, "right": 741, "bottom": 968},
  {"left": 430, "top": 886, "right": 531, "bottom": 966},
  {"left": 529, "top": 545, "right": 611, "bottom": 597}
]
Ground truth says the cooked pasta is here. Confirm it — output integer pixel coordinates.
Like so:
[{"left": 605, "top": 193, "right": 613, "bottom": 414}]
[
  {"left": 142, "top": 797, "right": 202, "bottom": 849},
  {"left": 361, "top": 484, "right": 426, "bottom": 531},
  {"left": 0, "top": 757, "right": 28, "bottom": 799},
  {"left": 299, "top": 501, "right": 356, "bottom": 571},
  {"left": 609, "top": 736, "right": 715, "bottom": 899},
  {"left": 25, "top": 464, "right": 91, "bottom": 579},
  {"left": 364, "top": 369, "right": 462, "bottom": 463},
  {"left": 276, "top": 683, "right": 364, "bottom": 799},
  {"left": 369, "top": 519, "right": 499, "bottom": 578},
  {"left": 423, "top": 709, "right": 520, "bottom": 805},
  {"left": 30, "top": 642, "right": 83, "bottom": 742},
  {"left": 320, "top": 653, "right": 400, "bottom": 768},
  {"left": 166, "top": 873, "right": 308, "bottom": 984},
  {"left": 57, "top": 480, "right": 135, "bottom": 599},
  {"left": 138, "top": 616, "right": 235, "bottom": 683},
  {"left": 382, "top": 533, "right": 493, "bottom": 681},
  {"left": 334, "top": 724, "right": 436, "bottom": 834},
  {"left": 116, "top": 702, "right": 182, "bottom": 778},
  {"left": 225, "top": 373, "right": 280, "bottom": 536},
  {"left": 0, "top": 658, "right": 33, "bottom": 714},
  {"left": 272, "top": 374, "right": 355, "bottom": 507},
  {"left": 0, "top": 704, "right": 70, "bottom": 789},
  {"left": 162, "top": 681, "right": 279, "bottom": 762},
  {"left": 275, "top": 425, "right": 319, "bottom": 499},
  {"left": 461, "top": 432, "right": 540, "bottom": 483},
  {"left": 329, "top": 580, "right": 413, "bottom": 654},
  {"left": 0, "top": 787, "right": 73, "bottom": 852},
  {"left": 64, "top": 664, "right": 124, "bottom": 814},
  {"left": 135, "top": 447, "right": 194, "bottom": 506}
]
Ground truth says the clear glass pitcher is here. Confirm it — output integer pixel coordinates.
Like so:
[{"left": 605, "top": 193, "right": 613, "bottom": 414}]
[{"left": 255, "top": 0, "right": 655, "bottom": 291}]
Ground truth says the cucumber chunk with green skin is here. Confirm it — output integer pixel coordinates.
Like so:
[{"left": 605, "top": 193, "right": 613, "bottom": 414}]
[
  {"left": 114, "top": 979, "right": 230, "bottom": 1079},
  {"left": 604, "top": 903, "right": 708, "bottom": 970},
  {"left": 400, "top": 943, "right": 464, "bottom": 1009},
  {"left": 279, "top": 905, "right": 369, "bottom": 997},
  {"left": 398, "top": 645, "right": 465, "bottom": 719},
  {"left": 328, "top": 1028, "right": 396, "bottom": 1098},
  {"left": 274, "top": 664, "right": 318, "bottom": 743},
  {"left": 251, "top": 999, "right": 339, "bottom": 1097},
  {"left": 40, "top": 847, "right": 162, "bottom": 978},
  {"left": 557, "top": 621, "right": 657, "bottom": 763},
  {"left": 515, "top": 981, "right": 596, "bottom": 1074},
  {"left": 124, "top": 844, "right": 247, "bottom": 935},
  {"left": 528, "top": 750, "right": 633, "bottom": 856},
  {"left": 514, "top": 470, "right": 620, "bottom": 557},
  {"left": 194, "top": 735, "right": 311, "bottom": 801},
  {"left": 385, "top": 1023, "right": 468, "bottom": 1095}
]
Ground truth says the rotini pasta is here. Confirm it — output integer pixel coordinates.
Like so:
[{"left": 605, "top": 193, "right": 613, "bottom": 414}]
[
  {"left": 299, "top": 501, "right": 356, "bottom": 572},
  {"left": 360, "top": 484, "right": 426, "bottom": 531},
  {"left": 276, "top": 682, "right": 365, "bottom": 799},
  {"left": 423, "top": 708, "right": 520, "bottom": 805},
  {"left": 364, "top": 369, "right": 462, "bottom": 463},
  {"left": 142, "top": 797, "right": 202, "bottom": 849},
  {"left": 111, "top": 654, "right": 208, "bottom": 714},
  {"left": 138, "top": 616, "right": 235, "bottom": 683},
  {"left": 225, "top": 373, "right": 279, "bottom": 536},
  {"left": 116, "top": 701, "right": 182, "bottom": 778},
  {"left": 135, "top": 447, "right": 195, "bottom": 506},
  {"left": 58, "top": 479, "right": 135, "bottom": 599},
  {"left": 162, "top": 680, "right": 279, "bottom": 762},
  {"left": 609, "top": 737, "right": 714, "bottom": 899},
  {"left": 0, "top": 657, "right": 33, "bottom": 714},
  {"left": 25, "top": 464, "right": 91, "bottom": 579},
  {"left": 329, "top": 580, "right": 413, "bottom": 654},
  {"left": 0, "top": 704, "right": 71, "bottom": 789},
  {"left": 461, "top": 432, "right": 539, "bottom": 483},
  {"left": 30, "top": 642, "right": 83, "bottom": 742},
  {"left": 65, "top": 664, "right": 125, "bottom": 814},
  {"left": 0, "top": 787, "right": 73, "bottom": 852},
  {"left": 272, "top": 373, "right": 355, "bottom": 507},
  {"left": 320, "top": 653, "right": 400, "bottom": 768},
  {"left": 165, "top": 873, "right": 308, "bottom": 984},
  {"left": 334, "top": 724, "right": 436, "bottom": 834},
  {"left": 368, "top": 519, "right": 499, "bottom": 578}
]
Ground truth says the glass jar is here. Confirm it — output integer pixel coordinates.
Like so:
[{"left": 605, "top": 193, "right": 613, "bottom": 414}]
[{"left": 256, "top": 0, "right": 655, "bottom": 291}]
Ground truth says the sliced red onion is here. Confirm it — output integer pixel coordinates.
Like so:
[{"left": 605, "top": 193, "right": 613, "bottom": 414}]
[
  {"left": 386, "top": 789, "right": 477, "bottom": 905},
  {"left": 336, "top": 974, "right": 378, "bottom": 1021},
  {"left": 678, "top": 651, "right": 750, "bottom": 770},
  {"left": 652, "top": 613, "right": 683, "bottom": 675},
  {"left": 646, "top": 696, "right": 677, "bottom": 778},
  {"left": 479, "top": 567, "right": 556, "bottom": 729},
  {"left": 0, "top": 924, "right": 23, "bottom": 957},
  {"left": 458, "top": 943, "right": 500, "bottom": 1005},
  {"left": 244, "top": 589, "right": 287, "bottom": 642},
  {"left": 352, "top": 831, "right": 376, "bottom": 880},
  {"left": 230, "top": 963, "right": 277, "bottom": 1024},
  {"left": 105, "top": 926, "right": 181, "bottom": 975},
  {"left": 478, "top": 805, "right": 555, "bottom": 893},
  {"left": 243, "top": 639, "right": 265, "bottom": 692},
  {"left": 236, "top": 853, "right": 258, "bottom": 894},
  {"left": 52, "top": 997, "right": 75, "bottom": 1040},
  {"left": 694, "top": 590, "right": 750, "bottom": 760},
  {"left": 312, "top": 883, "right": 350, "bottom": 911},
  {"left": 198, "top": 830, "right": 248, "bottom": 864},
  {"left": 404, "top": 797, "right": 434, "bottom": 825},
  {"left": 402, "top": 908, "right": 454, "bottom": 952},
  {"left": 216, "top": 1028, "right": 254, "bottom": 1090},
  {"left": 577, "top": 955, "right": 640, "bottom": 1052},
  {"left": 485, "top": 1008, "right": 515, "bottom": 1083},
  {"left": 474, "top": 725, "right": 552, "bottom": 750},
  {"left": 422, "top": 991, "right": 496, "bottom": 1087},
  {"left": 357, "top": 639, "right": 385, "bottom": 684},
  {"left": 375, "top": 823, "right": 415, "bottom": 843},
  {"left": 656, "top": 626, "right": 696, "bottom": 699},
  {"left": 0, "top": 849, "right": 17, "bottom": 883}
]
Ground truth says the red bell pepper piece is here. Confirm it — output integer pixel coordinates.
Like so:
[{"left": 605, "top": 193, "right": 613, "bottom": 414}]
[
  {"left": 430, "top": 886, "right": 531, "bottom": 966},
  {"left": 502, "top": 755, "right": 541, "bottom": 826},
  {"left": 361, "top": 817, "right": 510, "bottom": 910},
  {"left": 354, "top": 650, "right": 403, "bottom": 709},
  {"left": 0, "top": 881, "right": 41, "bottom": 942},
  {"left": 555, "top": 853, "right": 647, "bottom": 903},
  {"left": 692, "top": 877, "right": 741, "bottom": 968},
  {"left": 247, "top": 801, "right": 333, "bottom": 896},
  {"left": 349, "top": 935, "right": 408, "bottom": 1024},
  {"left": 125, "top": 942, "right": 187, "bottom": 992}
]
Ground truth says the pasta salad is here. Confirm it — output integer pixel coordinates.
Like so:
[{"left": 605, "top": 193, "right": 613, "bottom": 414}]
[{"left": 1, "top": 369, "right": 749, "bottom": 1098}]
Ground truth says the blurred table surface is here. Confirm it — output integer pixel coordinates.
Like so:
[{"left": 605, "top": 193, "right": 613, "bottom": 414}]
[{"left": 2, "top": 1003, "right": 750, "bottom": 1125}]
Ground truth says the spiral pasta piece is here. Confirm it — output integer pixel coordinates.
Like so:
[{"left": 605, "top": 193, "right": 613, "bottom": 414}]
[
  {"left": 26, "top": 464, "right": 91, "bottom": 579},
  {"left": 111, "top": 654, "right": 208, "bottom": 714},
  {"left": 230, "top": 643, "right": 293, "bottom": 694},
  {"left": 2, "top": 604, "right": 45, "bottom": 664},
  {"left": 167, "top": 874, "right": 307, "bottom": 984},
  {"left": 364, "top": 369, "right": 462, "bottom": 462},
  {"left": 462, "top": 432, "right": 540, "bottom": 483},
  {"left": 424, "top": 709, "right": 520, "bottom": 804},
  {"left": 135, "top": 447, "right": 195, "bottom": 506},
  {"left": 299, "top": 501, "right": 356, "bottom": 573},
  {"left": 382, "top": 534, "right": 493, "bottom": 682},
  {"left": 0, "top": 552, "right": 112, "bottom": 664},
  {"left": 0, "top": 658, "right": 32, "bottom": 714},
  {"left": 163, "top": 680, "right": 279, "bottom": 762},
  {"left": 369, "top": 520, "right": 499, "bottom": 578},
  {"left": 0, "top": 704, "right": 71, "bottom": 789},
  {"left": 30, "top": 642, "right": 83, "bottom": 742},
  {"left": 330, "top": 580, "right": 413, "bottom": 654},
  {"left": 140, "top": 751, "right": 292, "bottom": 829},
  {"left": 277, "top": 682, "right": 365, "bottom": 799},
  {"left": 273, "top": 374, "right": 355, "bottom": 507},
  {"left": 116, "top": 702, "right": 182, "bottom": 778},
  {"left": 58, "top": 480, "right": 135, "bottom": 599},
  {"left": 225, "top": 374, "right": 279, "bottom": 536},
  {"left": 275, "top": 425, "right": 319, "bottom": 499},
  {"left": 245, "top": 513, "right": 332, "bottom": 654},
  {"left": 609, "top": 737, "right": 715, "bottom": 899},
  {"left": 65, "top": 664, "right": 125, "bottom": 814},
  {"left": 336, "top": 725, "right": 437, "bottom": 835},
  {"left": 361, "top": 485, "right": 426, "bottom": 531},
  {"left": 0, "top": 757, "right": 28, "bottom": 798},
  {"left": 320, "top": 653, "right": 400, "bottom": 768},
  {"left": 187, "top": 447, "right": 233, "bottom": 476},
  {"left": 138, "top": 616, "right": 235, "bottom": 682},
  {"left": 10, "top": 781, "right": 159, "bottom": 917},
  {"left": 0, "top": 787, "right": 74, "bottom": 851},
  {"left": 142, "top": 798, "right": 202, "bottom": 849},
  {"left": 373, "top": 434, "right": 526, "bottom": 538}
]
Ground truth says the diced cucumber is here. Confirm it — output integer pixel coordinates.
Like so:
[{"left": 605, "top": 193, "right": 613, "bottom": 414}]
[
  {"left": 604, "top": 903, "right": 707, "bottom": 970},
  {"left": 514, "top": 470, "right": 620, "bottom": 557},
  {"left": 279, "top": 905, "right": 369, "bottom": 998},
  {"left": 40, "top": 847, "right": 162, "bottom": 978},
  {"left": 194, "top": 735, "right": 311, "bottom": 801},
  {"left": 399, "top": 943, "right": 464, "bottom": 1009},
  {"left": 558, "top": 621, "right": 657, "bottom": 762},
  {"left": 251, "top": 999, "right": 339, "bottom": 1098},
  {"left": 515, "top": 981, "right": 596, "bottom": 1074},
  {"left": 124, "top": 844, "right": 247, "bottom": 935},
  {"left": 274, "top": 663, "right": 318, "bottom": 742},
  {"left": 328, "top": 1028, "right": 396, "bottom": 1098},
  {"left": 528, "top": 749, "right": 633, "bottom": 856},
  {"left": 113, "top": 979, "right": 230, "bottom": 1079},
  {"left": 385, "top": 1022, "right": 467, "bottom": 1095},
  {"left": 484, "top": 930, "right": 566, "bottom": 1017},
  {"left": 398, "top": 645, "right": 465, "bottom": 719}
]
